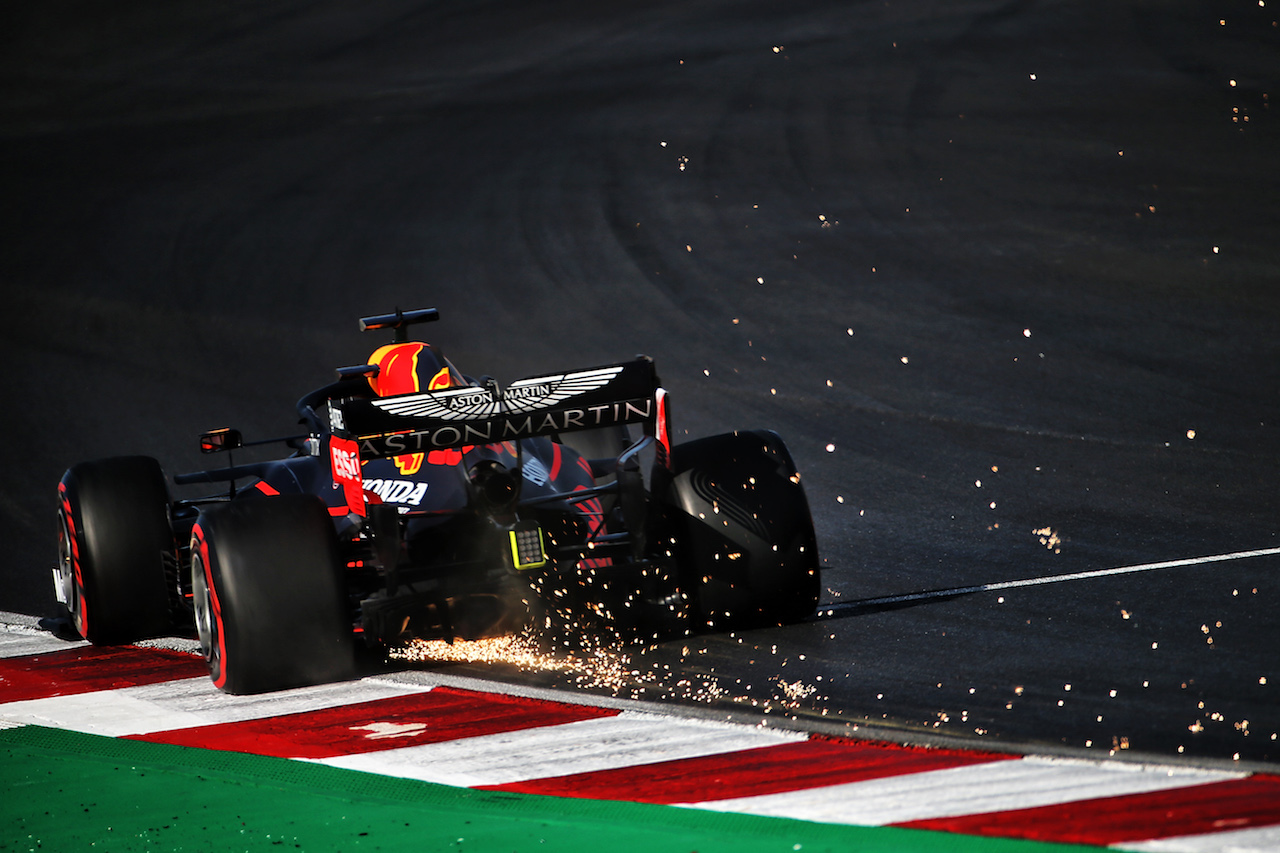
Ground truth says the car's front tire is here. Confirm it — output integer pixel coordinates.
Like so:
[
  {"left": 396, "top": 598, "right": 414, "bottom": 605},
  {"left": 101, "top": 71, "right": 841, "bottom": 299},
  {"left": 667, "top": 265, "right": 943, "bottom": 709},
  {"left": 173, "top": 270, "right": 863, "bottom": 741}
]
[{"left": 191, "top": 495, "right": 354, "bottom": 694}]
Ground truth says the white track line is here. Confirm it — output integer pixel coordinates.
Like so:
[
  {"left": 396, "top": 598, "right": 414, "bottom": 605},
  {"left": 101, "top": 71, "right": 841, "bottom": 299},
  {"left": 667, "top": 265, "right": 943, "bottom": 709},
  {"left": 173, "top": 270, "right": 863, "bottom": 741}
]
[
  {"left": 820, "top": 547, "right": 1280, "bottom": 615},
  {"left": 1116, "top": 825, "right": 1280, "bottom": 853},
  {"left": 0, "top": 630, "right": 86, "bottom": 658},
  {"left": 318, "top": 710, "right": 806, "bottom": 787},
  {"left": 687, "top": 756, "right": 1242, "bottom": 826},
  {"left": 0, "top": 677, "right": 433, "bottom": 737}
]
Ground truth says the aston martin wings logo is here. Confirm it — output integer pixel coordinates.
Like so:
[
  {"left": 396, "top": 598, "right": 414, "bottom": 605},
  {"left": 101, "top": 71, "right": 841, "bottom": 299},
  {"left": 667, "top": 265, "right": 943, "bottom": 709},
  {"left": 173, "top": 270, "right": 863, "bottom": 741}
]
[
  {"left": 503, "top": 366, "right": 626, "bottom": 413},
  {"left": 370, "top": 365, "right": 626, "bottom": 421},
  {"left": 372, "top": 385, "right": 503, "bottom": 421}
]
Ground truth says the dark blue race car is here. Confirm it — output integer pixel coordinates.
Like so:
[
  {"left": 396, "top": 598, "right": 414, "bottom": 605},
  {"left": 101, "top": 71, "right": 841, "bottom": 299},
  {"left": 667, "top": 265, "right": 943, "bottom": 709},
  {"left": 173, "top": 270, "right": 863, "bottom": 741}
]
[{"left": 54, "top": 308, "right": 819, "bottom": 693}]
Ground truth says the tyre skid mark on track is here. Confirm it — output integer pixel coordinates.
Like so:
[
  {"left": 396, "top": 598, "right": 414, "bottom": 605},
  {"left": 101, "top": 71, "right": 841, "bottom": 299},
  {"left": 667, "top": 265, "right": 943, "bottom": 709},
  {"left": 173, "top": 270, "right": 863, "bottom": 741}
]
[{"left": 1, "top": 633, "right": 1279, "bottom": 851}]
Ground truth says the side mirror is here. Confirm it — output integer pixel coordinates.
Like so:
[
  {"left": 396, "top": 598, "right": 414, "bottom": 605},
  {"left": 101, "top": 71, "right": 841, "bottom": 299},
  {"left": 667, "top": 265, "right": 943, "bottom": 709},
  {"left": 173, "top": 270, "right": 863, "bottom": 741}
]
[{"left": 199, "top": 427, "right": 243, "bottom": 454}]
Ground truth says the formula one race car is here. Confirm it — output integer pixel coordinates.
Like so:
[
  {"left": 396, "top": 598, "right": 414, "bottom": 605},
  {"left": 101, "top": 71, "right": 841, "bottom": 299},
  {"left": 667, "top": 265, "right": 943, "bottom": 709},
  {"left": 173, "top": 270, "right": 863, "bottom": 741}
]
[{"left": 54, "top": 309, "right": 819, "bottom": 693}]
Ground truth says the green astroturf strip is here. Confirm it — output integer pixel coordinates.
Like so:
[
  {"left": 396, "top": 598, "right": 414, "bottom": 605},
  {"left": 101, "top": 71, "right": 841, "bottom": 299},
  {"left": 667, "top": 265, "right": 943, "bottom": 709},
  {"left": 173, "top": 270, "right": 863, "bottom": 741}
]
[{"left": 0, "top": 725, "right": 1099, "bottom": 853}]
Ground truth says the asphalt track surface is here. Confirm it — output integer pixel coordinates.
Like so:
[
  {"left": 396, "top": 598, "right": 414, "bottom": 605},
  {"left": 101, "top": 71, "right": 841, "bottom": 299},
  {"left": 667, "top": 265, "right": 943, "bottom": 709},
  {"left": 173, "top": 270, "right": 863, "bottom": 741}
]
[{"left": 3, "top": 0, "right": 1279, "bottom": 770}]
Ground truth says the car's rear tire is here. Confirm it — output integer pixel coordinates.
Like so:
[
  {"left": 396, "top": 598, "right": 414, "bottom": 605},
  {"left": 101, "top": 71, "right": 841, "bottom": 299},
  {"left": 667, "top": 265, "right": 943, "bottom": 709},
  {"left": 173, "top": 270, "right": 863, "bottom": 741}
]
[
  {"left": 190, "top": 495, "right": 354, "bottom": 694},
  {"left": 662, "top": 430, "right": 820, "bottom": 630},
  {"left": 57, "top": 456, "right": 176, "bottom": 644}
]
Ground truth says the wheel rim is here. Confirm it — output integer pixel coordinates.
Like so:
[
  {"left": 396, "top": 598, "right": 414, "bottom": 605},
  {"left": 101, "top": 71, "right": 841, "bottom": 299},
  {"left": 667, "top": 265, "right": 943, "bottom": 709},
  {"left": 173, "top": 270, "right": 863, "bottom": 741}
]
[
  {"left": 57, "top": 509, "right": 86, "bottom": 637},
  {"left": 191, "top": 551, "right": 219, "bottom": 669}
]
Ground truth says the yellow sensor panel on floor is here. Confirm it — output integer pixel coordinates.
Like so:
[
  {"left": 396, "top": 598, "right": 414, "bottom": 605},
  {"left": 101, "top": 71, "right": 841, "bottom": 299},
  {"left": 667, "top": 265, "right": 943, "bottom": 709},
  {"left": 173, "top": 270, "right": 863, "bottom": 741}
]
[{"left": 509, "top": 525, "right": 547, "bottom": 571}]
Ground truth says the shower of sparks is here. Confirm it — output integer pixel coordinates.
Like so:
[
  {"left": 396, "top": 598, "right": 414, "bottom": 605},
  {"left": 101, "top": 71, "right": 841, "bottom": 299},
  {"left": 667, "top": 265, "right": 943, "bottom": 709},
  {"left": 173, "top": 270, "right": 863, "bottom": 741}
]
[
  {"left": 393, "top": 626, "right": 830, "bottom": 712},
  {"left": 393, "top": 630, "right": 658, "bottom": 693}
]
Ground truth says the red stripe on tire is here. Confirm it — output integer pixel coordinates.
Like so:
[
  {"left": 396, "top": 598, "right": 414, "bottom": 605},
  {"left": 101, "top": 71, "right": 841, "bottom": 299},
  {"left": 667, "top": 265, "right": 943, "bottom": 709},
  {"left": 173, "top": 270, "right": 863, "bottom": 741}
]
[
  {"left": 191, "top": 522, "right": 227, "bottom": 691},
  {"left": 480, "top": 737, "right": 1014, "bottom": 803},
  {"left": 129, "top": 686, "right": 619, "bottom": 759},
  {"left": 58, "top": 483, "right": 87, "bottom": 638}
]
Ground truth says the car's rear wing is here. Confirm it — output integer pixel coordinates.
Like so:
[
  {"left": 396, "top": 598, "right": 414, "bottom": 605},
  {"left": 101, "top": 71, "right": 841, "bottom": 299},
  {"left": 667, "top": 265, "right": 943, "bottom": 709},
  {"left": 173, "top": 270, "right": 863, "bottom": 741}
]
[{"left": 329, "top": 357, "right": 668, "bottom": 460}]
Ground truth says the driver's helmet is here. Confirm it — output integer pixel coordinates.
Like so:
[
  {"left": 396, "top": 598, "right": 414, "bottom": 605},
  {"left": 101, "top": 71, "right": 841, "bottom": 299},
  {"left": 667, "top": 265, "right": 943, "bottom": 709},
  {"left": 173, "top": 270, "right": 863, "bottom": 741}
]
[{"left": 366, "top": 342, "right": 466, "bottom": 397}]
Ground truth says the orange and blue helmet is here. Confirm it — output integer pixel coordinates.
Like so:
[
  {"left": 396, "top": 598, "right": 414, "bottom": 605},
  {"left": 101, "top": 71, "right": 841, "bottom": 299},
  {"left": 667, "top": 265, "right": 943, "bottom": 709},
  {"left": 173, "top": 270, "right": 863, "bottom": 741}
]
[{"left": 365, "top": 342, "right": 466, "bottom": 397}]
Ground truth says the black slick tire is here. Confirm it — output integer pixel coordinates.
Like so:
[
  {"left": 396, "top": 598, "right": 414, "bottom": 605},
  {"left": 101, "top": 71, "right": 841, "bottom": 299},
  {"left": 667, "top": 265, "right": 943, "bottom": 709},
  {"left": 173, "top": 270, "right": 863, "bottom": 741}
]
[
  {"left": 663, "top": 430, "right": 820, "bottom": 630},
  {"left": 190, "top": 495, "right": 353, "bottom": 694},
  {"left": 56, "top": 456, "right": 176, "bottom": 644}
]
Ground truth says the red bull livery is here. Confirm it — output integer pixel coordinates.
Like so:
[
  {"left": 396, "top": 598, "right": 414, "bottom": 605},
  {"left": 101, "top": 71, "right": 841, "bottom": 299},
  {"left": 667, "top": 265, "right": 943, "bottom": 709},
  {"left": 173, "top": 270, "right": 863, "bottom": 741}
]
[{"left": 52, "top": 308, "right": 820, "bottom": 694}]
